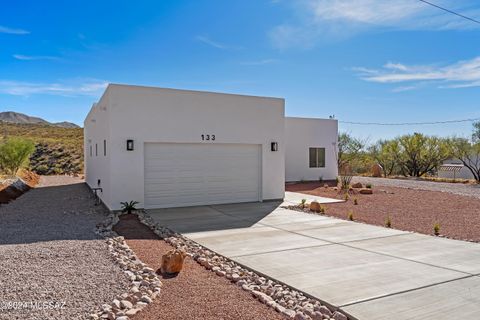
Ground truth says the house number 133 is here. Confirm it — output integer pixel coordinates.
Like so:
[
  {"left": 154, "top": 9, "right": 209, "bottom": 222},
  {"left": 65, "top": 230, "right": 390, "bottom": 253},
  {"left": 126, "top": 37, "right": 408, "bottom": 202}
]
[{"left": 201, "top": 134, "right": 215, "bottom": 141}]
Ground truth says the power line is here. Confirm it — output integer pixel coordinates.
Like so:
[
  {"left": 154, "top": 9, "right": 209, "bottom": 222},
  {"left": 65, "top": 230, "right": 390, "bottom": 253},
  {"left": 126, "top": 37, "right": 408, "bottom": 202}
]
[
  {"left": 339, "top": 117, "right": 480, "bottom": 126},
  {"left": 418, "top": 0, "right": 480, "bottom": 25}
]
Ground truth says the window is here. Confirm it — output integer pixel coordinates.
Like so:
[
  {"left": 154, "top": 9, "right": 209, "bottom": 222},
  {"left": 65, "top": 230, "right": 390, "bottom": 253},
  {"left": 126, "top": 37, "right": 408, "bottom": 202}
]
[
  {"left": 89, "top": 145, "right": 92, "bottom": 157},
  {"left": 95, "top": 143, "right": 98, "bottom": 156},
  {"left": 103, "top": 140, "right": 107, "bottom": 156},
  {"left": 309, "top": 148, "right": 325, "bottom": 168}
]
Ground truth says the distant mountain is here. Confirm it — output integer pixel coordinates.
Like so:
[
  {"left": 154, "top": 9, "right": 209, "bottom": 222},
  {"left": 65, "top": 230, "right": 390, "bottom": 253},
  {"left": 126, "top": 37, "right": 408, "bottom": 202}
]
[{"left": 0, "top": 111, "right": 80, "bottom": 128}]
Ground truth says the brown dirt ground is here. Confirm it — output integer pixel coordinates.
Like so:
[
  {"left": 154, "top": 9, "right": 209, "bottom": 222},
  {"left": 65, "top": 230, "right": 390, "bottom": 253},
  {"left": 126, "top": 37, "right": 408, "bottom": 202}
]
[
  {"left": 286, "top": 182, "right": 480, "bottom": 242},
  {"left": 113, "top": 215, "right": 286, "bottom": 320}
]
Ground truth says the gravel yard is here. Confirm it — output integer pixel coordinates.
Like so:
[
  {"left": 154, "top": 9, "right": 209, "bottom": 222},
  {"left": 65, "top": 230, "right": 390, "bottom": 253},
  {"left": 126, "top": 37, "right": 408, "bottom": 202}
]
[
  {"left": 113, "top": 214, "right": 286, "bottom": 320},
  {"left": 0, "top": 176, "right": 129, "bottom": 320},
  {"left": 286, "top": 182, "right": 480, "bottom": 242},
  {"left": 353, "top": 176, "right": 480, "bottom": 199}
]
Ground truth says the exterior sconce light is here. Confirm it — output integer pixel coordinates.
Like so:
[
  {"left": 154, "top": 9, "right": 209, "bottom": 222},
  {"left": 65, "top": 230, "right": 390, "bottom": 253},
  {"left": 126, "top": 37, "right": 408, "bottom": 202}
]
[
  {"left": 271, "top": 142, "right": 278, "bottom": 152},
  {"left": 126, "top": 139, "right": 134, "bottom": 151}
]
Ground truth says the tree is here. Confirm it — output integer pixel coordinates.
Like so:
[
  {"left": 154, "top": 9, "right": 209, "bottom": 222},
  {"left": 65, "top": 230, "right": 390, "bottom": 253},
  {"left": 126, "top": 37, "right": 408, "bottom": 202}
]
[
  {"left": 450, "top": 137, "right": 480, "bottom": 182},
  {"left": 473, "top": 121, "right": 480, "bottom": 143},
  {"left": 335, "top": 132, "right": 365, "bottom": 174},
  {"left": 369, "top": 139, "right": 401, "bottom": 177},
  {"left": 397, "top": 133, "right": 451, "bottom": 177},
  {"left": 0, "top": 137, "right": 35, "bottom": 176}
]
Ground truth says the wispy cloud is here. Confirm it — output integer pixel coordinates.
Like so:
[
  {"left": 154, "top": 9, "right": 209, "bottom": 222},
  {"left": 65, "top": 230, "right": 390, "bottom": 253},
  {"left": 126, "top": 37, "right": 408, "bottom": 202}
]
[
  {"left": 269, "top": 0, "right": 480, "bottom": 48},
  {"left": 354, "top": 56, "right": 480, "bottom": 90},
  {"left": 195, "top": 35, "right": 242, "bottom": 50},
  {"left": 0, "top": 79, "right": 108, "bottom": 97},
  {"left": 0, "top": 25, "right": 29, "bottom": 35},
  {"left": 13, "top": 54, "right": 60, "bottom": 61},
  {"left": 240, "top": 59, "right": 279, "bottom": 66}
]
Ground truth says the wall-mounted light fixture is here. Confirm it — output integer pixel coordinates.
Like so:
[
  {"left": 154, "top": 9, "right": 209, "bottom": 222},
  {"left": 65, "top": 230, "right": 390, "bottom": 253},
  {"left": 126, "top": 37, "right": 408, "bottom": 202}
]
[
  {"left": 271, "top": 142, "right": 278, "bottom": 152},
  {"left": 126, "top": 139, "right": 134, "bottom": 151}
]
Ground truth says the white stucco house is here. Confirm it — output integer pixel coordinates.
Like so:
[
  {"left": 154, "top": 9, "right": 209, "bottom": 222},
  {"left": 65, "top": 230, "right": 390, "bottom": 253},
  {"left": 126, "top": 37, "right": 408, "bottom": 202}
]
[{"left": 84, "top": 84, "right": 338, "bottom": 210}]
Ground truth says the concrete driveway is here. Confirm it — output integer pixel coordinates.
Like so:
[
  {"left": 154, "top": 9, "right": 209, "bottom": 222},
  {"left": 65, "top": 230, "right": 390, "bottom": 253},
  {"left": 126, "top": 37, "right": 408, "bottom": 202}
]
[{"left": 147, "top": 200, "right": 480, "bottom": 320}]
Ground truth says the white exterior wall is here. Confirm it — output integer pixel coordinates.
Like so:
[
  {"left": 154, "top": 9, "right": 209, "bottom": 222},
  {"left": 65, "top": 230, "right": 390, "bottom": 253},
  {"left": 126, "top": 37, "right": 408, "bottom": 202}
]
[
  {"left": 285, "top": 117, "right": 338, "bottom": 182},
  {"left": 89, "top": 84, "right": 285, "bottom": 211},
  {"left": 84, "top": 91, "right": 112, "bottom": 207}
]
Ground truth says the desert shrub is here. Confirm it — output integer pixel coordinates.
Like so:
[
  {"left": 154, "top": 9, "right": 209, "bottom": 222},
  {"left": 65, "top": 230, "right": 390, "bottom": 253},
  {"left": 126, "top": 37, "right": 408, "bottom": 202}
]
[
  {"left": 433, "top": 223, "right": 440, "bottom": 236},
  {"left": 365, "top": 183, "right": 373, "bottom": 189},
  {"left": 340, "top": 175, "right": 353, "bottom": 192},
  {"left": 0, "top": 137, "right": 35, "bottom": 175},
  {"left": 347, "top": 210, "right": 354, "bottom": 221},
  {"left": 0, "top": 122, "right": 83, "bottom": 175},
  {"left": 385, "top": 216, "right": 392, "bottom": 228},
  {"left": 300, "top": 199, "right": 307, "bottom": 208}
]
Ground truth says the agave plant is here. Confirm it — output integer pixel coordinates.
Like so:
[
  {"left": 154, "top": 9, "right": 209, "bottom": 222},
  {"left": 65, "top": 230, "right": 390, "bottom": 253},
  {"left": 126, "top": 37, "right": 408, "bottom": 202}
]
[{"left": 120, "top": 200, "right": 139, "bottom": 214}]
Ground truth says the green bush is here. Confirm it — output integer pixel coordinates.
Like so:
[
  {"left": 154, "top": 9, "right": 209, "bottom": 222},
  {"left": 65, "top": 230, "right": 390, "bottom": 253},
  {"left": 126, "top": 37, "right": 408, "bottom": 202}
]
[{"left": 0, "top": 137, "right": 35, "bottom": 175}]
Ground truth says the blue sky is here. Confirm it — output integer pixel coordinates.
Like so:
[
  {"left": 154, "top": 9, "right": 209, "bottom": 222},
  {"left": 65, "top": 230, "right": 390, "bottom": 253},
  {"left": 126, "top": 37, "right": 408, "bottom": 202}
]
[{"left": 1, "top": 0, "right": 479, "bottom": 142}]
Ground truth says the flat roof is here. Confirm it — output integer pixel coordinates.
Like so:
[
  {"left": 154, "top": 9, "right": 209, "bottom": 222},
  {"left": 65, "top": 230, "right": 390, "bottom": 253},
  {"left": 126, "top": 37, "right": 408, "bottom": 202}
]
[{"left": 107, "top": 83, "right": 285, "bottom": 101}]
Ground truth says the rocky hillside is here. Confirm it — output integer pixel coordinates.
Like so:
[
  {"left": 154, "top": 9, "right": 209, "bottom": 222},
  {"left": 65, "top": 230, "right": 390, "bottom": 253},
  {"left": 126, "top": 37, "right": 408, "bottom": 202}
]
[
  {"left": 0, "top": 111, "right": 79, "bottom": 128},
  {"left": 0, "top": 121, "right": 83, "bottom": 175}
]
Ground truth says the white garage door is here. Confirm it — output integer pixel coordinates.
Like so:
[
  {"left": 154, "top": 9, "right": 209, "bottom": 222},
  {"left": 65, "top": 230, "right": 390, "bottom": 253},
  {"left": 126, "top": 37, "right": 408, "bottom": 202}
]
[{"left": 144, "top": 143, "right": 261, "bottom": 209}]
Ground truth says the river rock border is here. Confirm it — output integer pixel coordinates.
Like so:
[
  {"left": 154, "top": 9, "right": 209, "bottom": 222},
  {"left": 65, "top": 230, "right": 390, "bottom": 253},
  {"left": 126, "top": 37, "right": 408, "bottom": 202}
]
[
  {"left": 89, "top": 213, "right": 163, "bottom": 320},
  {"left": 136, "top": 210, "right": 349, "bottom": 320}
]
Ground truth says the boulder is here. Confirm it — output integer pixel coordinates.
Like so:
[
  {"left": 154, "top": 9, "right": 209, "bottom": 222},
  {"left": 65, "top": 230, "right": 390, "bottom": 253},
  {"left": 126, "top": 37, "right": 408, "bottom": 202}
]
[
  {"left": 309, "top": 201, "right": 321, "bottom": 213},
  {"left": 351, "top": 182, "right": 363, "bottom": 188},
  {"left": 161, "top": 249, "right": 187, "bottom": 274},
  {"left": 359, "top": 188, "right": 373, "bottom": 195},
  {"left": 372, "top": 164, "right": 383, "bottom": 177}
]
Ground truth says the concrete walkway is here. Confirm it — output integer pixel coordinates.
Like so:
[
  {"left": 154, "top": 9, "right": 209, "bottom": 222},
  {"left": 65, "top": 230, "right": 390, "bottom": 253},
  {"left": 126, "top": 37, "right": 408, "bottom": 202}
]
[
  {"left": 284, "top": 191, "right": 344, "bottom": 205},
  {"left": 147, "top": 202, "right": 480, "bottom": 320}
]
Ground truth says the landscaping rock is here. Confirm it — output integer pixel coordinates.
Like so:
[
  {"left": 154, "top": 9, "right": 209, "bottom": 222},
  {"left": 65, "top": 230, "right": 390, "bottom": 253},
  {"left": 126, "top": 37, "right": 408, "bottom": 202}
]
[
  {"left": 333, "top": 311, "right": 348, "bottom": 320},
  {"left": 309, "top": 201, "right": 321, "bottom": 212},
  {"left": 359, "top": 188, "right": 373, "bottom": 195},
  {"left": 161, "top": 249, "right": 187, "bottom": 274},
  {"left": 351, "top": 182, "right": 363, "bottom": 188}
]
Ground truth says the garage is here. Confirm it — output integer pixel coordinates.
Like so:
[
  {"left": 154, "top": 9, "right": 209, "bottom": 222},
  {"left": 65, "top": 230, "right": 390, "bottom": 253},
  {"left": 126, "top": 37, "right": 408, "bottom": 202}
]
[{"left": 144, "top": 143, "right": 261, "bottom": 209}]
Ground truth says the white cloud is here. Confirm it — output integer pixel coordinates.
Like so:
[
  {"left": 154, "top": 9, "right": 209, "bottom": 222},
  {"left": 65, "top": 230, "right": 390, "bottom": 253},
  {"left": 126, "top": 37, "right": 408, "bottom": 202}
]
[
  {"left": 195, "top": 35, "right": 242, "bottom": 50},
  {"left": 0, "top": 79, "right": 108, "bottom": 97},
  {"left": 270, "top": 0, "right": 480, "bottom": 48},
  {"left": 354, "top": 56, "right": 480, "bottom": 90},
  {"left": 13, "top": 54, "right": 60, "bottom": 61},
  {"left": 0, "top": 25, "right": 29, "bottom": 35}
]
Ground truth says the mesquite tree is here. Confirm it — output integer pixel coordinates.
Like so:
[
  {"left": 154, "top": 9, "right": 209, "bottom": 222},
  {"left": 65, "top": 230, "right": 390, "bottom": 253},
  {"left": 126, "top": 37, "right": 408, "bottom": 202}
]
[{"left": 450, "top": 137, "right": 480, "bottom": 183}]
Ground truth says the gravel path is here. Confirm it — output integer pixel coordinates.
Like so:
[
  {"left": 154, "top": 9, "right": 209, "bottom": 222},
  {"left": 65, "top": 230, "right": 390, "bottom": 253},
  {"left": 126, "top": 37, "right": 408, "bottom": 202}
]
[
  {"left": 113, "top": 215, "right": 286, "bottom": 320},
  {"left": 353, "top": 176, "right": 480, "bottom": 199},
  {"left": 0, "top": 176, "right": 129, "bottom": 320}
]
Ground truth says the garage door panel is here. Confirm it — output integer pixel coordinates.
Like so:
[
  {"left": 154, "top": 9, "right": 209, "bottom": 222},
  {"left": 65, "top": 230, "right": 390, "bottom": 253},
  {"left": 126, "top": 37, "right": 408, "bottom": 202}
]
[{"left": 144, "top": 143, "right": 261, "bottom": 208}]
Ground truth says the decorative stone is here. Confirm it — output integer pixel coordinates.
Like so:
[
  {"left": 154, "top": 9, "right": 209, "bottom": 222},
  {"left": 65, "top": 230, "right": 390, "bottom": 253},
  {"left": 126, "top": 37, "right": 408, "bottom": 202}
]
[
  {"left": 333, "top": 311, "right": 348, "bottom": 320},
  {"left": 160, "top": 249, "right": 187, "bottom": 274},
  {"left": 283, "top": 308, "right": 297, "bottom": 318},
  {"left": 309, "top": 201, "right": 321, "bottom": 212},
  {"left": 351, "top": 182, "right": 363, "bottom": 188},
  {"left": 120, "top": 300, "right": 133, "bottom": 310},
  {"left": 359, "top": 188, "right": 373, "bottom": 195},
  {"left": 317, "top": 305, "right": 332, "bottom": 317}
]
